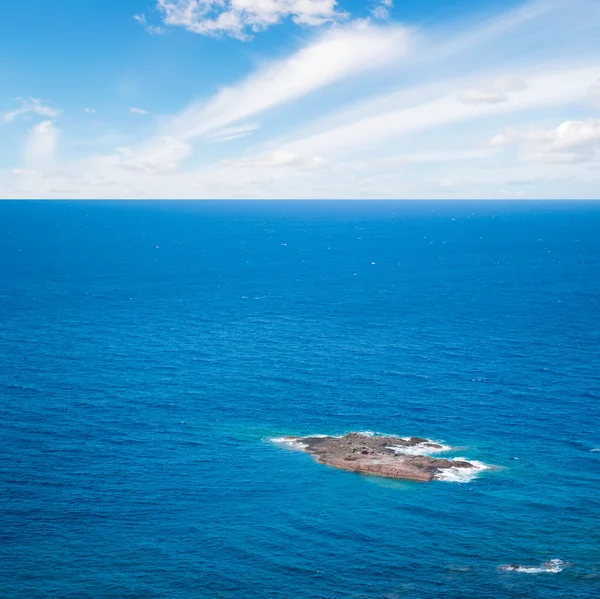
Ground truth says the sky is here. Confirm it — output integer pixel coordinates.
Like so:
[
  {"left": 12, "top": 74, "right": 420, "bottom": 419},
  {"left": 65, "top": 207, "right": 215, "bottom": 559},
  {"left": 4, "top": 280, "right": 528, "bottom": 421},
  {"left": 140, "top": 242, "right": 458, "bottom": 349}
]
[{"left": 0, "top": 0, "right": 599, "bottom": 199}]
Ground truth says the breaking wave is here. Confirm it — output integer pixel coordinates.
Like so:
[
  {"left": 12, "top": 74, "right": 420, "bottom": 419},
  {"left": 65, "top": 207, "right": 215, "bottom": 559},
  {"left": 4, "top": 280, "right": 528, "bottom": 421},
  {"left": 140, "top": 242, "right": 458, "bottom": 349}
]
[
  {"left": 269, "top": 437, "right": 307, "bottom": 450},
  {"left": 435, "top": 458, "right": 490, "bottom": 483}
]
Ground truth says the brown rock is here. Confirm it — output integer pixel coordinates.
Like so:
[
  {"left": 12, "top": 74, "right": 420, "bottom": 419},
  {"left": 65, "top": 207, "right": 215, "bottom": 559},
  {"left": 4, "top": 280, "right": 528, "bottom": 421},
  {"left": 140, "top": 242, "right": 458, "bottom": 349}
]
[{"left": 288, "top": 433, "right": 472, "bottom": 482}]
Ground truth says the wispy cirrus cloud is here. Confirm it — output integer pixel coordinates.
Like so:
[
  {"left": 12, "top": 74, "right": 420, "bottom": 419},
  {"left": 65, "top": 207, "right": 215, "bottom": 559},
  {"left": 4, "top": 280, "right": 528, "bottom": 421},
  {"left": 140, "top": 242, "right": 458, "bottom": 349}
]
[
  {"left": 134, "top": 13, "right": 165, "bottom": 35},
  {"left": 207, "top": 123, "right": 260, "bottom": 142},
  {"left": 1, "top": 97, "right": 61, "bottom": 125},
  {"left": 130, "top": 107, "right": 150, "bottom": 115},
  {"left": 110, "top": 21, "right": 411, "bottom": 172},
  {"left": 166, "top": 21, "right": 412, "bottom": 141}
]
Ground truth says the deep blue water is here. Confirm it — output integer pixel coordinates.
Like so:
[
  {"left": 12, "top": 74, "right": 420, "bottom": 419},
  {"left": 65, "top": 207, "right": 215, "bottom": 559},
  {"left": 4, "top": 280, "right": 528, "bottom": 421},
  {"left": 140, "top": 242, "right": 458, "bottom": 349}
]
[{"left": 1, "top": 201, "right": 599, "bottom": 599}]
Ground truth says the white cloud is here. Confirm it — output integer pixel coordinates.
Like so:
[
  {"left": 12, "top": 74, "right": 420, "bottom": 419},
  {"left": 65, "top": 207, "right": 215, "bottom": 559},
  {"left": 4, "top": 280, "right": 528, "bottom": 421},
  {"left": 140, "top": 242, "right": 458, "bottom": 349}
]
[
  {"left": 494, "top": 119, "right": 600, "bottom": 164},
  {"left": 458, "top": 75, "right": 527, "bottom": 104},
  {"left": 84, "top": 108, "right": 97, "bottom": 114},
  {"left": 587, "top": 80, "right": 600, "bottom": 108},
  {"left": 134, "top": 13, "right": 165, "bottom": 35},
  {"left": 22, "top": 120, "right": 60, "bottom": 170},
  {"left": 130, "top": 107, "right": 150, "bottom": 115},
  {"left": 1, "top": 97, "right": 62, "bottom": 125},
  {"left": 155, "top": 0, "right": 348, "bottom": 40},
  {"left": 371, "top": 0, "right": 393, "bottom": 21}
]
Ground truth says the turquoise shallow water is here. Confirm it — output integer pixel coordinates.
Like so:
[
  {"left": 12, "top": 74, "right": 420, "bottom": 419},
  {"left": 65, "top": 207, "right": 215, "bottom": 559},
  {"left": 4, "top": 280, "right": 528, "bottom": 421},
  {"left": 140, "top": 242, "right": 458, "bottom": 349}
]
[{"left": 1, "top": 201, "right": 599, "bottom": 598}]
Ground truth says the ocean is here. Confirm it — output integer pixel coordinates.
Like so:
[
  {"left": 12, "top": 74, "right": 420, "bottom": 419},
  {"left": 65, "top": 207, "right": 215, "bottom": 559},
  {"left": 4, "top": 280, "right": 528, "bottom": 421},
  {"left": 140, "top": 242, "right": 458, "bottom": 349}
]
[{"left": 1, "top": 200, "right": 599, "bottom": 599}]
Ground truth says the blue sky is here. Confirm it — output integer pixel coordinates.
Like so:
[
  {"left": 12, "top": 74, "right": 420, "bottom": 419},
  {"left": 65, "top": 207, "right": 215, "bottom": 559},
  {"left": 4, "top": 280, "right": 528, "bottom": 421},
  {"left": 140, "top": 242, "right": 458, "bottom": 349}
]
[{"left": 1, "top": 0, "right": 599, "bottom": 199}]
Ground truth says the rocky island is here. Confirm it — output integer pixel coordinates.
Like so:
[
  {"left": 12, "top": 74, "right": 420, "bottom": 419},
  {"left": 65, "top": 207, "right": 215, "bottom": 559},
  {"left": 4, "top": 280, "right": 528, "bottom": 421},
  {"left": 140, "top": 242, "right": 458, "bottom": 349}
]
[{"left": 277, "top": 432, "right": 476, "bottom": 482}]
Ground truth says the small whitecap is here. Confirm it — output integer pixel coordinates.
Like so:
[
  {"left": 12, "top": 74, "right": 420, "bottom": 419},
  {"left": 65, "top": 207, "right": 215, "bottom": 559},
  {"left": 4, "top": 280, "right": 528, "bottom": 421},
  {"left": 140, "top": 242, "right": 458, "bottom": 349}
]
[{"left": 499, "top": 559, "right": 571, "bottom": 574}]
